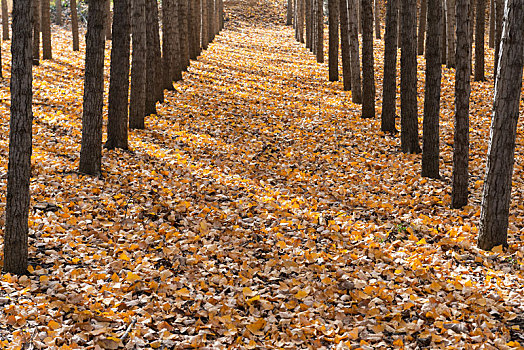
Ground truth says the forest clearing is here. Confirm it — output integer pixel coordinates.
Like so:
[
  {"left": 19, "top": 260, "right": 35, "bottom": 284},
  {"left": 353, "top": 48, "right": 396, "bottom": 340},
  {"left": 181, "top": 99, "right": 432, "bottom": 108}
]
[{"left": 0, "top": 0, "right": 523, "bottom": 348}]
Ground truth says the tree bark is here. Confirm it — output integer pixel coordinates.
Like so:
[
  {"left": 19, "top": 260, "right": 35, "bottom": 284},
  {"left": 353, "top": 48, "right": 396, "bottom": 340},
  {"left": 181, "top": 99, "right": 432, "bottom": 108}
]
[
  {"left": 451, "top": 0, "right": 472, "bottom": 208},
  {"left": 347, "top": 0, "right": 362, "bottom": 103},
  {"left": 56, "top": 0, "right": 62, "bottom": 25},
  {"left": 316, "top": 0, "right": 323, "bottom": 62},
  {"left": 104, "top": 0, "right": 112, "bottom": 39},
  {"left": 381, "top": 0, "right": 398, "bottom": 133},
  {"left": 421, "top": 0, "right": 442, "bottom": 178},
  {"left": 79, "top": 0, "right": 106, "bottom": 175},
  {"left": 188, "top": 0, "right": 195, "bottom": 59},
  {"left": 151, "top": 0, "right": 163, "bottom": 103},
  {"left": 400, "top": 0, "right": 420, "bottom": 153},
  {"left": 32, "top": 0, "right": 40, "bottom": 64},
  {"left": 70, "top": 0, "right": 79, "bottom": 50},
  {"left": 445, "top": 0, "right": 456, "bottom": 67},
  {"left": 417, "top": 0, "right": 427, "bottom": 54},
  {"left": 478, "top": 0, "right": 524, "bottom": 250},
  {"left": 178, "top": 0, "right": 190, "bottom": 71},
  {"left": 493, "top": 0, "right": 503, "bottom": 79},
  {"left": 287, "top": 0, "right": 294, "bottom": 25},
  {"left": 129, "top": 0, "right": 146, "bottom": 129},
  {"left": 106, "top": 0, "right": 131, "bottom": 150},
  {"left": 328, "top": 0, "right": 339, "bottom": 81},
  {"left": 474, "top": 0, "right": 485, "bottom": 81},
  {"left": 441, "top": 0, "right": 447, "bottom": 63},
  {"left": 374, "top": 0, "right": 381, "bottom": 38},
  {"left": 194, "top": 0, "right": 201, "bottom": 55},
  {"left": 4, "top": 0, "right": 33, "bottom": 275},
  {"left": 2, "top": 0, "right": 9, "bottom": 39},
  {"left": 297, "top": 0, "right": 304, "bottom": 43},
  {"left": 339, "top": 0, "right": 352, "bottom": 90},
  {"left": 488, "top": 0, "right": 494, "bottom": 48},
  {"left": 41, "top": 0, "right": 52, "bottom": 59},
  {"left": 145, "top": 0, "right": 158, "bottom": 116},
  {"left": 207, "top": 0, "right": 214, "bottom": 42},
  {"left": 306, "top": 0, "right": 312, "bottom": 48},
  {"left": 201, "top": 0, "right": 209, "bottom": 49},
  {"left": 361, "top": 0, "right": 375, "bottom": 118},
  {"left": 162, "top": 0, "right": 175, "bottom": 89}
]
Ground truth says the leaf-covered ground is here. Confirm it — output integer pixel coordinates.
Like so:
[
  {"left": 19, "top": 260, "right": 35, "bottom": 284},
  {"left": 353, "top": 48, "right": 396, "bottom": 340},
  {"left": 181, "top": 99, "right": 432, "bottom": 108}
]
[{"left": 0, "top": 0, "right": 523, "bottom": 348}]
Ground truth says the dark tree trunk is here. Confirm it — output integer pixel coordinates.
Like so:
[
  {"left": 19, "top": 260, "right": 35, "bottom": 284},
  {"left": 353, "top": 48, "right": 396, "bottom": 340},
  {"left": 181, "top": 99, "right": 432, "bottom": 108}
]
[
  {"left": 446, "top": 0, "right": 456, "bottom": 68},
  {"left": 421, "top": 0, "right": 442, "bottom": 178},
  {"left": 488, "top": 0, "right": 494, "bottom": 48},
  {"left": 201, "top": 0, "right": 209, "bottom": 49},
  {"left": 311, "top": 0, "right": 317, "bottom": 50},
  {"left": 328, "top": 0, "right": 339, "bottom": 81},
  {"left": 106, "top": 0, "right": 131, "bottom": 150},
  {"left": 316, "top": 0, "right": 323, "bottom": 62},
  {"left": 478, "top": 0, "right": 524, "bottom": 250},
  {"left": 296, "top": 0, "right": 304, "bottom": 43},
  {"left": 400, "top": 0, "right": 420, "bottom": 153},
  {"left": 417, "top": 0, "right": 427, "bottom": 54},
  {"left": 339, "top": 0, "right": 352, "bottom": 90},
  {"left": 347, "top": 0, "right": 362, "bottom": 103},
  {"left": 179, "top": 0, "right": 190, "bottom": 71},
  {"left": 306, "top": 0, "right": 312, "bottom": 48},
  {"left": 129, "top": 0, "right": 146, "bottom": 129},
  {"left": 441, "top": 0, "right": 447, "bottom": 63},
  {"left": 194, "top": 0, "right": 201, "bottom": 55},
  {"left": 32, "top": 0, "right": 40, "bottom": 64},
  {"left": 474, "top": 0, "right": 485, "bottom": 81},
  {"left": 4, "top": 0, "right": 33, "bottom": 275},
  {"left": 2, "top": 0, "right": 10, "bottom": 39},
  {"left": 71, "top": 0, "right": 79, "bottom": 50},
  {"left": 451, "top": 0, "right": 472, "bottom": 208},
  {"left": 207, "top": 0, "right": 214, "bottom": 42},
  {"left": 287, "top": 0, "right": 294, "bottom": 25},
  {"left": 374, "top": 0, "right": 381, "bottom": 38},
  {"left": 493, "top": 0, "right": 503, "bottom": 79},
  {"left": 41, "top": 0, "right": 52, "bottom": 59},
  {"left": 79, "top": 0, "right": 106, "bottom": 175},
  {"left": 104, "top": 0, "right": 112, "bottom": 39},
  {"left": 188, "top": 0, "right": 195, "bottom": 59},
  {"left": 145, "top": 0, "right": 158, "bottom": 116},
  {"left": 361, "top": 0, "right": 375, "bottom": 118},
  {"left": 162, "top": 0, "right": 177, "bottom": 90},
  {"left": 171, "top": 0, "right": 182, "bottom": 81},
  {"left": 56, "top": 0, "right": 62, "bottom": 25},
  {"left": 151, "top": 0, "right": 163, "bottom": 103},
  {"left": 381, "top": 0, "right": 398, "bottom": 133}
]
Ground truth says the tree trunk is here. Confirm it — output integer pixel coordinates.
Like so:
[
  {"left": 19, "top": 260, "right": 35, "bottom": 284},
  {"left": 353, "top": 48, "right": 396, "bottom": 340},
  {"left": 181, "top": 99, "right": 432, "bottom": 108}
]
[
  {"left": 306, "top": 0, "right": 312, "bottom": 48},
  {"left": 129, "top": 0, "right": 146, "bottom": 129},
  {"left": 361, "top": 0, "right": 375, "bottom": 118},
  {"left": 2, "top": 0, "right": 10, "bottom": 39},
  {"left": 421, "top": 0, "right": 442, "bottom": 178},
  {"left": 171, "top": 0, "right": 181, "bottom": 81},
  {"left": 145, "top": 0, "right": 158, "bottom": 116},
  {"left": 151, "top": 0, "right": 163, "bottom": 103},
  {"left": 79, "top": 0, "right": 106, "bottom": 175},
  {"left": 381, "top": 0, "right": 398, "bottom": 133},
  {"left": 201, "top": 0, "right": 209, "bottom": 49},
  {"left": 328, "top": 0, "right": 339, "bottom": 81},
  {"left": 194, "top": 0, "right": 201, "bottom": 55},
  {"left": 104, "top": 0, "right": 112, "bottom": 39},
  {"left": 4, "top": 0, "right": 33, "bottom": 275},
  {"left": 311, "top": 0, "right": 317, "bottom": 50},
  {"left": 188, "top": 0, "right": 195, "bottom": 59},
  {"left": 400, "top": 0, "right": 420, "bottom": 153},
  {"left": 179, "top": 0, "right": 190, "bottom": 71},
  {"left": 297, "top": 0, "right": 304, "bottom": 43},
  {"left": 488, "top": 0, "right": 494, "bottom": 48},
  {"left": 417, "top": 0, "right": 427, "bottom": 54},
  {"left": 163, "top": 0, "right": 175, "bottom": 89},
  {"left": 493, "top": 0, "right": 503, "bottom": 79},
  {"left": 339, "top": 0, "right": 352, "bottom": 90},
  {"left": 41, "top": 0, "right": 52, "bottom": 59},
  {"left": 32, "top": 0, "right": 40, "bottom": 64},
  {"left": 316, "top": 0, "right": 323, "bottom": 62},
  {"left": 445, "top": 0, "right": 456, "bottom": 67},
  {"left": 347, "top": 0, "right": 362, "bottom": 103},
  {"left": 478, "top": 0, "right": 524, "bottom": 250},
  {"left": 441, "top": 0, "right": 447, "bottom": 63},
  {"left": 474, "top": 0, "right": 485, "bottom": 81},
  {"left": 71, "top": 0, "right": 79, "bottom": 50},
  {"left": 207, "top": 0, "right": 214, "bottom": 42},
  {"left": 106, "top": 0, "right": 131, "bottom": 150},
  {"left": 287, "top": 0, "right": 294, "bottom": 25},
  {"left": 374, "top": 0, "right": 381, "bottom": 38},
  {"left": 451, "top": 0, "right": 471, "bottom": 209},
  {"left": 56, "top": 0, "right": 62, "bottom": 25}
]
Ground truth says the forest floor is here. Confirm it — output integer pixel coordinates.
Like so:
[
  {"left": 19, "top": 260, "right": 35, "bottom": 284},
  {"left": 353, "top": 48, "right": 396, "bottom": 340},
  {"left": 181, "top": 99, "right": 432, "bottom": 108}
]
[{"left": 0, "top": 0, "right": 523, "bottom": 349}]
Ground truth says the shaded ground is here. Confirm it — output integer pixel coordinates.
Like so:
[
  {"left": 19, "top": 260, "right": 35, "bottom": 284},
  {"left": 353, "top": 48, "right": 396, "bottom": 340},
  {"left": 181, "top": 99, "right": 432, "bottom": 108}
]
[{"left": 0, "top": 0, "right": 523, "bottom": 349}]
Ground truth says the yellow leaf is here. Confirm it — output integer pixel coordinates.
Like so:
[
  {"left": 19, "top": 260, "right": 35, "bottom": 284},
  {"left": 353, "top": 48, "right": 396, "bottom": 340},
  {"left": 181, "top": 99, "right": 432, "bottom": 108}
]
[
  {"left": 119, "top": 252, "right": 131, "bottom": 261},
  {"left": 246, "top": 318, "right": 266, "bottom": 335},
  {"left": 393, "top": 338, "right": 404, "bottom": 347},
  {"left": 176, "top": 287, "right": 191, "bottom": 297},
  {"left": 243, "top": 287, "right": 257, "bottom": 297},
  {"left": 247, "top": 295, "right": 261, "bottom": 305},
  {"left": 491, "top": 245, "right": 503, "bottom": 253},
  {"left": 294, "top": 289, "right": 309, "bottom": 299},
  {"left": 126, "top": 272, "right": 140, "bottom": 282},
  {"left": 48, "top": 320, "right": 60, "bottom": 330},
  {"left": 416, "top": 238, "right": 427, "bottom": 245},
  {"left": 199, "top": 221, "right": 210, "bottom": 234}
]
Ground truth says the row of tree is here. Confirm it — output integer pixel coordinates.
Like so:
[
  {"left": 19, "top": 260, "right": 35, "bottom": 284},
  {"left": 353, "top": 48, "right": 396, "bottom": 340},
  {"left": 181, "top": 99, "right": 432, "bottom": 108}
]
[
  {"left": 4, "top": 0, "right": 225, "bottom": 274},
  {"left": 287, "top": 0, "right": 524, "bottom": 251}
]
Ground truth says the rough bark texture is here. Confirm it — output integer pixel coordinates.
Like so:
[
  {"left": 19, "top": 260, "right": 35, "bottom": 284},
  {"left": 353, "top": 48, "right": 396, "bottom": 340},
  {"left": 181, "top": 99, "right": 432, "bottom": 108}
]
[
  {"left": 347, "top": 0, "right": 362, "bottom": 103},
  {"left": 56, "top": 0, "right": 62, "bottom": 25},
  {"left": 151, "top": 0, "right": 163, "bottom": 103},
  {"left": 311, "top": 0, "right": 317, "bottom": 50},
  {"left": 2, "top": 0, "right": 10, "bottom": 39},
  {"left": 194, "top": 0, "right": 201, "bottom": 55},
  {"left": 106, "top": 0, "right": 131, "bottom": 150},
  {"left": 488, "top": 0, "right": 494, "bottom": 47},
  {"left": 70, "top": 0, "right": 79, "bottom": 50},
  {"left": 79, "top": 0, "right": 106, "bottom": 175},
  {"left": 339, "top": 0, "right": 352, "bottom": 90},
  {"left": 474, "top": 0, "right": 485, "bottom": 81},
  {"left": 374, "top": 0, "right": 380, "bottom": 38},
  {"left": 381, "top": 0, "right": 398, "bottom": 133},
  {"left": 41, "top": 0, "right": 52, "bottom": 59},
  {"left": 188, "top": 0, "right": 195, "bottom": 59},
  {"left": 32, "top": 0, "right": 40, "bottom": 64},
  {"left": 287, "top": 0, "right": 293, "bottom": 25},
  {"left": 445, "top": 0, "right": 456, "bottom": 67},
  {"left": 4, "top": 0, "right": 33, "bottom": 275},
  {"left": 145, "top": 0, "right": 157, "bottom": 116},
  {"left": 451, "top": 0, "right": 471, "bottom": 208},
  {"left": 129, "top": 0, "right": 146, "bottom": 129},
  {"left": 361, "top": 0, "right": 375, "bottom": 118},
  {"left": 421, "top": 0, "right": 442, "bottom": 178},
  {"left": 179, "top": 0, "right": 190, "bottom": 71},
  {"left": 305, "top": 0, "right": 312, "bottom": 48},
  {"left": 441, "top": 0, "right": 447, "bottom": 63},
  {"left": 417, "top": 0, "right": 427, "bottom": 54},
  {"left": 328, "top": 0, "right": 339, "bottom": 81},
  {"left": 478, "top": 0, "right": 524, "bottom": 250},
  {"left": 171, "top": 0, "right": 182, "bottom": 81},
  {"left": 296, "top": 0, "right": 304, "bottom": 43},
  {"left": 315, "top": 0, "right": 323, "bottom": 62},
  {"left": 400, "top": 0, "right": 420, "bottom": 153},
  {"left": 493, "top": 0, "right": 503, "bottom": 78},
  {"left": 207, "top": 0, "right": 214, "bottom": 42},
  {"left": 201, "top": 0, "right": 209, "bottom": 49},
  {"left": 104, "top": 0, "right": 112, "bottom": 39}
]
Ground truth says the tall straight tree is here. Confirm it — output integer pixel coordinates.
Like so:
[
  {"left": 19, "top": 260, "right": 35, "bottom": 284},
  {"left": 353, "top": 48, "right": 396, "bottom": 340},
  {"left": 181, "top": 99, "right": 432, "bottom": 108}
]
[
  {"left": 188, "top": 0, "right": 195, "bottom": 59},
  {"left": 445, "top": 0, "right": 456, "bottom": 67},
  {"left": 32, "top": 0, "right": 40, "bottom": 64},
  {"left": 421, "top": 0, "right": 442, "bottom": 178},
  {"left": 328, "top": 0, "right": 339, "bottom": 81},
  {"left": 493, "top": 0, "right": 503, "bottom": 78},
  {"left": 374, "top": 0, "right": 381, "bottom": 38},
  {"left": 104, "top": 0, "right": 112, "bottom": 39},
  {"left": 305, "top": 0, "right": 312, "bottom": 48},
  {"left": 287, "top": 0, "right": 293, "bottom": 25},
  {"left": 361, "top": 0, "right": 375, "bottom": 118},
  {"left": 488, "top": 0, "right": 494, "bottom": 47},
  {"left": 400, "top": 0, "right": 420, "bottom": 153},
  {"left": 2, "top": 0, "right": 9, "bottom": 40},
  {"left": 297, "top": 0, "right": 304, "bottom": 43},
  {"left": 417, "top": 0, "right": 427, "bottom": 54},
  {"left": 179, "top": 0, "right": 190, "bottom": 71},
  {"left": 474, "top": 0, "right": 485, "bottom": 81},
  {"left": 207, "top": 0, "right": 214, "bottom": 42},
  {"left": 451, "top": 0, "right": 472, "bottom": 208},
  {"left": 163, "top": 0, "right": 175, "bottom": 90},
  {"left": 201, "top": 0, "right": 209, "bottom": 49},
  {"left": 339, "top": 0, "right": 352, "bottom": 90},
  {"left": 56, "top": 0, "right": 62, "bottom": 25},
  {"left": 194, "top": 0, "right": 201, "bottom": 56},
  {"left": 347, "top": 0, "right": 362, "bottom": 103},
  {"left": 441, "top": 0, "right": 447, "bottom": 63},
  {"left": 478, "top": 0, "right": 523, "bottom": 250},
  {"left": 381, "top": 0, "right": 398, "bottom": 133},
  {"left": 41, "top": 0, "right": 52, "bottom": 59},
  {"left": 129, "top": 0, "right": 146, "bottom": 129},
  {"left": 151, "top": 0, "right": 163, "bottom": 103},
  {"left": 315, "top": 0, "right": 323, "bottom": 62},
  {"left": 145, "top": 0, "right": 158, "bottom": 116},
  {"left": 106, "top": 0, "right": 131, "bottom": 150},
  {"left": 4, "top": 0, "right": 33, "bottom": 275},
  {"left": 71, "top": 0, "right": 79, "bottom": 50},
  {"left": 79, "top": 0, "right": 106, "bottom": 175}
]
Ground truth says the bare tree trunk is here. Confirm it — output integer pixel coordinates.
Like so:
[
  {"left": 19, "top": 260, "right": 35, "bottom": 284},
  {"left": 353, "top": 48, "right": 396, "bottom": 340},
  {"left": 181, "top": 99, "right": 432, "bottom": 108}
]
[
  {"left": 287, "top": 0, "right": 294, "bottom": 25},
  {"left": 207, "top": 0, "right": 214, "bottom": 42},
  {"left": 400, "top": 0, "right": 420, "bottom": 153},
  {"left": 201, "top": 0, "right": 209, "bottom": 49},
  {"left": 474, "top": 0, "right": 485, "bottom": 81},
  {"left": 445, "top": 0, "right": 456, "bottom": 67},
  {"left": 478, "top": 0, "right": 524, "bottom": 250},
  {"left": 194, "top": 0, "right": 201, "bottom": 55},
  {"left": 417, "top": 0, "right": 427, "bottom": 54},
  {"left": 4, "top": 0, "right": 33, "bottom": 275},
  {"left": 441, "top": 0, "right": 447, "bottom": 63},
  {"left": 488, "top": 0, "right": 494, "bottom": 48},
  {"left": 306, "top": 0, "right": 312, "bottom": 48},
  {"left": 316, "top": 0, "right": 323, "bottom": 61},
  {"left": 1, "top": 0, "right": 8, "bottom": 40},
  {"left": 70, "top": 0, "right": 79, "bottom": 50},
  {"left": 421, "top": 0, "right": 442, "bottom": 178},
  {"left": 339, "top": 0, "right": 352, "bottom": 90},
  {"left": 311, "top": 0, "right": 317, "bottom": 50},
  {"left": 328, "top": 0, "right": 339, "bottom": 81},
  {"left": 104, "top": 0, "right": 112, "bottom": 39},
  {"left": 347, "top": 0, "right": 362, "bottom": 103},
  {"left": 41, "top": 0, "right": 52, "bottom": 59},
  {"left": 151, "top": 0, "right": 163, "bottom": 103},
  {"left": 179, "top": 0, "right": 190, "bottom": 71},
  {"left": 451, "top": 0, "right": 472, "bottom": 209},
  {"left": 32, "top": 0, "right": 40, "bottom": 64},
  {"left": 298, "top": 0, "right": 305, "bottom": 43},
  {"left": 374, "top": 0, "right": 381, "bottom": 38},
  {"left": 361, "top": 0, "right": 375, "bottom": 118},
  {"left": 188, "top": 0, "right": 195, "bottom": 59},
  {"left": 493, "top": 0, "right": 503, "bottom": 79},
  {"left": 106, "top": 0, "right": 131, "bottom": 150},
  {"left": 381, "top": 0, "right": 398, "bottom": 133},
  {"left": 129, "top": 0, "right": 147, "bottom": 129},
  {"left": 79, "top": 0, "right": 106, "bottom": 175},
  {"left": 162, "top": 0, "right": 175, "bottom": 90},
  {"left": 145, "top": 0, "right": 158, "bottom": 116},
  {"left": 56, "top": 0, "right": 62, "bottom": 25}
]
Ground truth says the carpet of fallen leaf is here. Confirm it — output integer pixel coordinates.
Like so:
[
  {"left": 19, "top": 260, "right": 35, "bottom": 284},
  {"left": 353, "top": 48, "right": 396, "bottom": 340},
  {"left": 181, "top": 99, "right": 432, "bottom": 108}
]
[{"left": 0, "top": 0, "right": 523, "bottom": 349}]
